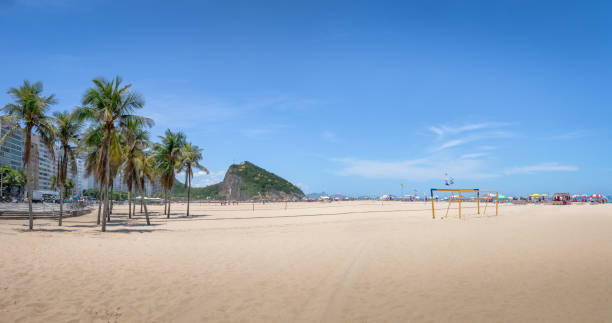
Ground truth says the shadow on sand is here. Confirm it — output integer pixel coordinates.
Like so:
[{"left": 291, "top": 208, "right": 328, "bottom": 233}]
[{"left": 17, "top": 227, "right": 76, "bottom": 233}]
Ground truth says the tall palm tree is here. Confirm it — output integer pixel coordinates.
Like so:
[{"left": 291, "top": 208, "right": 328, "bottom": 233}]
[
  {"left": 53, "top": 110, "right": 83, "bottom": 226},
  {"left": 153, "top": 129, "right": 185, "bottom": 218},
  {"left": 81, "top": 125, "right": 123, "bottom": 225},
  {"left": 122, "top": 119, "right": 150, "bottom": 219},
  {"left": 81, "top": 126, "right": 105, "bottom": 224},
  {"left": 178, "top": 142, "right": 208, "bottom": 217},
  {"left": 0, "top": 81, "right": 56, "bottom": 230},
  {"left": 78, "top": 76, "right": 151, "bottom": 232}
]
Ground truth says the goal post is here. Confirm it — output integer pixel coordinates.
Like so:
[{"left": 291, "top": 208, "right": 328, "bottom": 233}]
[{"left": 430, "top": 188, "right": 498, "bottom": 219}]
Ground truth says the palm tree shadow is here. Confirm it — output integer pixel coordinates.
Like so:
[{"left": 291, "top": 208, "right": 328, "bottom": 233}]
[
  {"left": 169, "top": 214, "right": 213, "bottom": 219},
  {"left": 69, "top": 222, "right": 163, "bottom": 228},
  {"left": 106, "top": 228, "right": 165, "bottom": 233},
  {"left": 18, "top": 228, "right": 76, "bottom": 233}
]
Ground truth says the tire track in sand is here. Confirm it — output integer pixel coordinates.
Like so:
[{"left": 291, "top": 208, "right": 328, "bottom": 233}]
[{"left": 291, "top": 238, "right": 372, "bottom": 323}]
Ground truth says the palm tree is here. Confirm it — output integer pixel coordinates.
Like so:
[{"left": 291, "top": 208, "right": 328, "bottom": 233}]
[
  {"left": 81, "top": 126, "right": 105, "bottom": 224},
  {"left": 50, "top": 176, "right": 74, "bottom": 198},
  {"left": 178, "top": 142, "right": 208, "bottom": 217},
  {"left": 53, "top": 110, "right": 83, "bottom": 226},
  {"left": 136, "top": 151, "right": 155, "bottom": 225},
  {"left": 121, "top": 119, "right": 150, "bottom": 219},
  {"left": 0, "top": 81, "right": 56, "bottom": 230},
  {"left": 81, "top": 125, "right": 123, "bottom": 225},
  {"left": 153, "top": 129, "right": 185, "bottom": 218},
  {"left": 78, "top": 76, "right": 151, "bottom": 232}
]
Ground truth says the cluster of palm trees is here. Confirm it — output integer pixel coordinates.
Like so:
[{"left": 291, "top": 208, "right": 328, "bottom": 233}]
[{"left": 1, "top": 77, "right": 208, "bottom": 231}]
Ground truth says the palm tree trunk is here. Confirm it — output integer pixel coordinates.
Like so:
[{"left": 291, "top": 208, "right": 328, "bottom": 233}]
[
  {"left": 23, "top": 127, "right": 34, "bottom": 230},
  {"left": 59, "top": 185, "right": 64, "bottom": 226},
  {"left": 140, "top": 185, "right": 150, "bottom": 225},
  {"left": 97, "top": 183, "right": 103, "bottom": 225},
  {"left": 128, "top": 189, "right": 131, "bottom": 219},
  {"left": 101, "top": 144, "right": 110, "bottom": 232},
  {"left": 187, "top": 175, "right": 191, "bottom": 217},
  {"left": 26, "top": 152, "right": 33, "bottom": 231},
  {"left": 167, "top": 192, "right": 171, "bottom": 218},
  {"left": 163, "top": 189, "right": 167, "bottom": 215},
  {"left": 110, "top": 181, "right": 114, "bottom": 215}
]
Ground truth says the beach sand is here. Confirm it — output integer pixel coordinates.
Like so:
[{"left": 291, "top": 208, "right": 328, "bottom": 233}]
[{"left": 1, "top": 201, "right": 611, "bottom": 322}]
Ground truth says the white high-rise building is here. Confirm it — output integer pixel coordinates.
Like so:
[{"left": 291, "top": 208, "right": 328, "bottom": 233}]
[
  {"left": 0, "top": 122, "right": 24, "bottom": 171},
  {"left": 31, "top": 135, "right": 57, "bottom": 191}
]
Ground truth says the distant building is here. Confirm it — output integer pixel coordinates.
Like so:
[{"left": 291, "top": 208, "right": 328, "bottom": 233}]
[
  {"left": 0, "top": 122, "right": 24, "bottom": 171},
  {"left": 146, "top": 177, "right": 163, "bottom": 195},
  {"left": 64, "top": 157, "right": 89, "bottom": 197},
  {"left": 30, "top": 134, "right": 57, "bottom": 191}
]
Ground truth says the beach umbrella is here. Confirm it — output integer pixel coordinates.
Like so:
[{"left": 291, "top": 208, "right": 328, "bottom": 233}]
[
  {"left": 529, "top": 194, "right": 540, "bottom": 197},
  {"left": 590, "top": 194, "right": 603, "bottom": 198}
]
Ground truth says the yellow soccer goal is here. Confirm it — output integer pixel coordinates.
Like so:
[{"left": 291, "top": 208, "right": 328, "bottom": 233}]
[{"left": 430, "top": 188, "right": 498, "bottom": 219}]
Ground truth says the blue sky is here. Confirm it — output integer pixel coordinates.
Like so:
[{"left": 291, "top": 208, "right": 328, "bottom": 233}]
[{"left": 1, "top": 0, "right": 611, "bottom": 196}]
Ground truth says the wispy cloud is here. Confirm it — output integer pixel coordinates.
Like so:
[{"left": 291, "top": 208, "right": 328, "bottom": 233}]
[
  {"left": 145, "top": 93, "right": 313, "bottom": 132},
  {"left": 438, "top": 139, "right": 465, "bottom": 150},
  {"left": 429, "top": 122, "right": 512, "bottom": 151},
  {"left": 460, "top": 152, "right": 488, "bottom": 159},
  {"left": 332, "top": 157, "right": 498, "bottom": 181},
  {"left": 504, "top": 163, "right": 578, "bottom": 175},
  {"left": 429, "top": 122, "right": 509, "bottom": 137},
  {"left": 431, "top": 131, "right": 513, "bottom": 151},
  {"left": 176, "top": 169, "right": 226, "bottom": 188},
  {"left": 321, "top": 131, "right": 339, "bottom": 143},
  {"left": 241, "top": 124, "right": 290, "bottom": 138},
  {"left": 331, "top": 121, "right": 512, "bottom": 181},
  {"left": 547, "top": 130, "right": 591, "bottom": 140}
]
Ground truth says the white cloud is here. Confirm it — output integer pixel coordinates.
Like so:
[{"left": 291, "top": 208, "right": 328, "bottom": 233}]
[
  {"left": 438, "top": 139, "right": 466, "bottom": 150},
  {"left": 241, "top": 124, "right": 290, "bottom": 138},
  {"left": 504, "top": 163, "right": 578, "bottom": 175},
  {"left": 331, "top": 121, "right": 512, "bottom": 181},
  {"left": 429, "top": 122, "right": 509, "bottom": 137},
  {"left": 428, "top": 121, "right": 513, "bottom": 151},
  {"left": 460, "top": 152, "right": 488, "bottom": 159},
  {"left": 332, "top": 157, "right": 497, "bottom": 181},
  {"left": 548, "top": 130, "right": 590, "bottom": 140},
  {"left": 177, "top": 170, "right": 226, "bottom": 187},
  {"left": 321, "top": 131, "right": 339, "bottom": 143},
  {"left": 145, "top": 93, "right": 314, "bottom": 132}
]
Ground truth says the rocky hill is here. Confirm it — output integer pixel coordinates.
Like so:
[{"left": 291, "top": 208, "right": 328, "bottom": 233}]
[
  {"left": 171, "top": 161, "right": 304, "bottom": 201},
  {"left": 219, "top": 161, "right": 304, "bottom": 201}
]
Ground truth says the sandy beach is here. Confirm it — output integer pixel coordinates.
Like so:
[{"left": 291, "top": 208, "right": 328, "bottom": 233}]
[{"left": 1, "top": 201, "right": 611, "bottom": 322}]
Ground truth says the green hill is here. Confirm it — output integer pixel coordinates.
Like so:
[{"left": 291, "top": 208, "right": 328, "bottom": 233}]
[
  {"left": 222, "top": 161, "right": 304, "bottom": 200},
  {"left": 169, "top": 161, "right": 304, "bottom": 201}
]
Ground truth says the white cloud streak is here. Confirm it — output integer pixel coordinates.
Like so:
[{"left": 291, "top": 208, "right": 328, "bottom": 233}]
[
  {"left": 504, "top": 163, "right": 578, "bottom": 175},
  {"left": 547, "top": 130, "right": 591, "bottom": 140},
  {"left": 321, "top": 131, "right": 339, "bottom": 143},
  {"left": 177, "top": 169, "right": 226, "bottom": 187},
  {"left": 333, "top": 157, "right": 498, "bottom": 181}
]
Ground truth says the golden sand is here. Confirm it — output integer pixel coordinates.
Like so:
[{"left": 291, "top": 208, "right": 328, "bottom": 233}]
[{"left": 1, "top": 201, "right": 611, "bottom": 322}]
